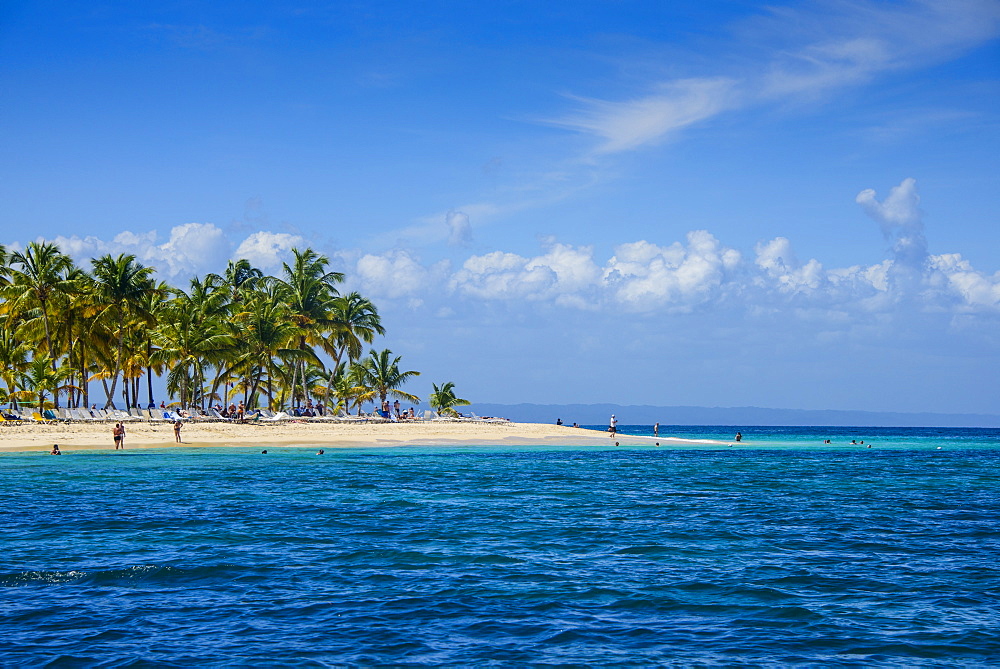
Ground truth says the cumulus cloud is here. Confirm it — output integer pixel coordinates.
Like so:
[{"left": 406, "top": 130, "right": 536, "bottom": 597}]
[
  {"left": 856, "top": 177, "right": 929, "bottom": 297},
  {"left": 41, "top": 225, "right": 311, "bottom": 280},
  {"left": 450, "top": 240, "right": 602, "bottom": 308},
  {"left": 17, "top": 177, "right": 1000, "bottom": 319},
  {"left": 604, "top": 232, "right": 741, "bottom": 310},
  {"left": 446, "top": 210, "right": 472, "bottom": 246},
  {"left": 443, "top": 179, "right": 998, "bottom": 315},
  {"left": 151, "top": 223, "right": 231, "bottom": 279},
  {"left": 754, "top": 237, "right": 825, "bottom": 295},
  {"left": 233, "top": 231, "right": 307, "bottom": 271},
  {"left": 352, "top": 249, "right": 445, "bottom": 300},
  {"left": 52, "top": 223, "right": 231, "bottom": 279}
]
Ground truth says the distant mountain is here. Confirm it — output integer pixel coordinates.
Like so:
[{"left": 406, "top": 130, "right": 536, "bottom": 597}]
[{"left": 468, "top": 403, "right": 1000, "bottom": 428}]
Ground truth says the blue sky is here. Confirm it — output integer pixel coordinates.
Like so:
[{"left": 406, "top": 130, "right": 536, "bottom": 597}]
[{"left": 2, "top": 1, "right": 999, "bottom": 415}]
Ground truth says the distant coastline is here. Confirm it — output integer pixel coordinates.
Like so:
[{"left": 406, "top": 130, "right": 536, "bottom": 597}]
[{"left": 468, "top": 403, "right": 1000, "bottom": 428}]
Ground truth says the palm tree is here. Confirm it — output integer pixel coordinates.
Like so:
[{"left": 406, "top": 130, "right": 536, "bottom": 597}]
[
  {"left": 90, "top": 254, "right": 157, "bottom": 408},
  {"left": 153, "top": 295, "right": 236, "bottom": 409},
  {"left": 211, "top": 258, "right": 264, "bottom": 303},
  {"left": 0, "top": 316, "right": 30, "bottom": 409},
  {"left": 429, "top": 381, "right": 471, "bottom": 417},
  {"left": 332, "top": 362, "right": 375, "bottom": 416},
  {"left": 360, "top": 348, "right": 420, "bottom": 408},
  {"left": 14, "top": 354, "right": 78, "bottom": 411},
  {"left": 0, "top": 242, "right": 77, "bottom": 403},
  {"left": 229, "top": 292, "right": 314, "bottom": 410},
  {"left": 274, "top": 248, "right": 344, "bottom": 408},
  {"left": 322, "top": 292, "right": 384, "bottom": 410}
]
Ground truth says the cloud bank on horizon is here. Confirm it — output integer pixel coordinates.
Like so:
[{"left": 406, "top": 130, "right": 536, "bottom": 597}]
[{"left": 12, "top": 179, "right": 999, "bottom": 322}]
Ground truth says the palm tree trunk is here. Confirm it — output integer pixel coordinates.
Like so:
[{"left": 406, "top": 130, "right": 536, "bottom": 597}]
[
  {"left": 80, "top": 347, "right": 89, "bottom": 409},
  {"left": 105, "top": 330, "right": 124, "bottom": 409},
  {"left": 39, "top": 298, "right": 61, "bottom": 409},
  {"left": 146, "top": 364, "right": 154, "bottom": 408}
]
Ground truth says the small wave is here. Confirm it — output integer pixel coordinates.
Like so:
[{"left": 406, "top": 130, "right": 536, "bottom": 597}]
[
  {"left": 0, "top": 570, "right": 88, "bottom": 586},
  {"left": 0, "top": 564, "right": 247, "bottom": 588}
]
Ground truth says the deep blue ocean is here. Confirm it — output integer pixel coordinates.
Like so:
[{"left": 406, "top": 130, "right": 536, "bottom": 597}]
[{"left": 2, "top": 426, "right": 999, "bottom": 665}]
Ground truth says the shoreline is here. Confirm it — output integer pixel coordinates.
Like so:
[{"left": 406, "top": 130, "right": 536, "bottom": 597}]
[{"left": 0, "top": 420, "right": 726, "bottom": 452}]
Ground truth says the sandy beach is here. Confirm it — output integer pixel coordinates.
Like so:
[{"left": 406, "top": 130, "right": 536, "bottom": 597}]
[{"left": 0, "top": 419, "right": 717, "bottom": 452}]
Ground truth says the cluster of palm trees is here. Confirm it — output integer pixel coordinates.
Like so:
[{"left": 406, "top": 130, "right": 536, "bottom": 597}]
[{"left": 0, "top": 241, "right": 446, "bottom": 415}]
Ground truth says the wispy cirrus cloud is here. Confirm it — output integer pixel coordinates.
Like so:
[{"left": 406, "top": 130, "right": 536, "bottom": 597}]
[
  {"left": 551, "top": 0, "right": 1000, "bottom": 154},
  {"left": 550, "top": 78, "right": 739, "bottom": 154}
]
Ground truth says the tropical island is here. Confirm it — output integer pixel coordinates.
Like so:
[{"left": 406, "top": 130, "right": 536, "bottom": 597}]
[{"left": 0, "top": 241, "right": 686, "bottom": 451}]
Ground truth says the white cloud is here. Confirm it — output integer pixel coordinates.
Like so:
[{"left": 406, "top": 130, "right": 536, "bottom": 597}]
[
  {"left": 856, "top": 177, "right": 928, "bottom": 277},
  {"left": 856, "top": 177, "right": 921, "bottom": 230},
  {"left": 52, "top": 223, "right": 231, "bottom": 279},
  {"left": 351, "top": 249, "right": 446, "bottom": 300},
  {"left": 19, "top": 177, "right": 1000, "bottom": 321},
  {"left": 605, "top": 232, "right": 741, "bottom": 311},
  {"left": 450, "top": 241, "right": 602, "bottom": 307},
  {"left": 233, "top": 231, "right": 306, "bottom": 271},
  {"left": 755, "top": 237, "right": 825, "bottom": 295},
  {"left": 446, "top": 210, "right": 472, "bottom": 246},
  {"left": 149, "top": 223, "right": 230, "bottom": 279},
  {"left": 553, "top": 78, "right": 738, "bottom": 154},
  {"left": 927, "top": 253, "right": 1000, "bottom": 309},
  {"left": 553, "top": 1, "right": 1000, "bottom": 153}
]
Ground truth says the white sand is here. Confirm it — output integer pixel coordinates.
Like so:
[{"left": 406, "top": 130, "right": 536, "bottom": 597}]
[{"left": 0, "top": 419, "right": 718, "bottom": 452}]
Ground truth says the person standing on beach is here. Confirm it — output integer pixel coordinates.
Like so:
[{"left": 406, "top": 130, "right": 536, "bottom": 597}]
[
  {"left": 237, "top": 401, "right": 245, "bottom": 424},
  {"left": 609, "top": 414, "right": 617, "bottom": 437},
  {"left": 113, "top": 423, "right": 124, "bottom": 450},
  {"left": 654, "top": 422, "right": 659, "bottom": 437},
  {"left": 174, "top": 420, "right": 182, "bottom": 443}
]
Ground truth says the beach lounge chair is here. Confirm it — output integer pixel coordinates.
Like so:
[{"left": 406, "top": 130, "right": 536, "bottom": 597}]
[
  {"left": 31, "top": 411, "right": 55, "bottom": 424},
  {"left": 207, "top": 407, "right": 230, "bottom": 421},
  {"left": 0, "top": 413, "right": 22, "bottom": 426},
  {"left": 129, "top": 408, "right": 146, "bottom": 421}
]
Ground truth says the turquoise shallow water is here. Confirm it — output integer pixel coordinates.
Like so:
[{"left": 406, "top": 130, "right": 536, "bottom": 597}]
[{"left": 2, "top": 427, "right": 999, "bottom": 665}]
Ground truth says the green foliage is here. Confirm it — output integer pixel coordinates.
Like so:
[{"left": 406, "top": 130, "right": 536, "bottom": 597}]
[
  {"left": 360, "top": 348, "right": 420, "bottom": 406},
  {"left": 429, "top": 381, "right": 471, "bottom": 416},
  {"left": 0, "top": 243, "right": 460, "bottom": 416}
]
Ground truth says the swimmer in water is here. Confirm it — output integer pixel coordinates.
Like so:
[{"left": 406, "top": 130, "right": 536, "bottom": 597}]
[
  {"left": 317, "top": 449, "right": 325, "bottom": 455},
  {"left": 50, "top": 444, "right": 61, "bottom": 455}
]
